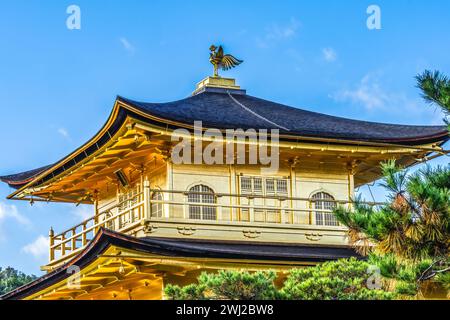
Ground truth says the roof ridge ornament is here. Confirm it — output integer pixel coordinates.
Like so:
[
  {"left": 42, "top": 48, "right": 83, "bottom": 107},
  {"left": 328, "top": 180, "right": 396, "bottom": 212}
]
[{"left": 209, "top": 45, "right": 243, "bottom": 77}]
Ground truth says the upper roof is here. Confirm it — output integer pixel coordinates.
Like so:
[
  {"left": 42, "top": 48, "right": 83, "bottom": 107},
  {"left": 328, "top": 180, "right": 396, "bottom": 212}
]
[
  {"left": 1, "top": 87, "right": 448, "bottom": 191},
  {"left": 119, "top": 89, "right": 448, "bottom": 144}
]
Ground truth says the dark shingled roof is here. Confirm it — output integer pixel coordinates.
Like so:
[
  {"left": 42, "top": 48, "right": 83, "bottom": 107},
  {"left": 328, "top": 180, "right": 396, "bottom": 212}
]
[
  {"left": 0, "top": 228, "right": 360, "bottom": 300},
  {"left": 0, "top": 165, "right": 53, "bottom": 186},
  {"left": 118, "top": 89, "right": 448, "bottom": 143},
  {"left": 1, "top": 89, "right": 448, "bottom": 190}
]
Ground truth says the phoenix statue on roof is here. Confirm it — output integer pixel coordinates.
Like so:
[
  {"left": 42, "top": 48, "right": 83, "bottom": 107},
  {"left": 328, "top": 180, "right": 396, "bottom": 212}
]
[{"left": 209, "top": 45, "right": 243, "bottom": 77}]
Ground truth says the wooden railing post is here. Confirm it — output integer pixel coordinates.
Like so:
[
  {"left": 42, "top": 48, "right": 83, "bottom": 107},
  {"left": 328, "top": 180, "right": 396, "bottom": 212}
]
[
  {"left": 82, "top": 223, "right": 87, "bottom": 246},
  {"left": 249, "top": 198, "right": 255, "bottom": 222},
  {"left": 217, "top": 205, "right": 223, "bottom": 221},
  {"left": 61, "top": 234, "right": 66, "bottom": 257},
  {"left": 49, "top": 227, "right": 55, "bottom": 262}
]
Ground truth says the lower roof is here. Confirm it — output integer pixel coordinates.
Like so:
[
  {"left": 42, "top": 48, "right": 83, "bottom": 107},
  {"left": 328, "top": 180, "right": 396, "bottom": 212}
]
[{"left": 1, "top": 228, "right": 360, "bottom": 300}]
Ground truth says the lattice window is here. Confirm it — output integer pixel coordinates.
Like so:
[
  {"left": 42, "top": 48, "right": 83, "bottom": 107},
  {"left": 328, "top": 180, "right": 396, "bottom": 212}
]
[
  {"left": 253, "top": 177, "right": 263, "bottom": 194},
  {"left": 240, "top": 177, "right": 252, "bottom": 194},
  {"left": 238, "top": 176, "right": 289, "bottom": 222},
  {"left": 240, "top": 176, "right": 288, "bottom": 195},
  {"left": 312, "top": 192, "right": 338, "bottom": 226},
  {"left": 151, "top": 191, "right": 163, "bottom": 218},
  {"left": 117, "top": 185, "right": 141, "bottom": 228},
  {"left": 118, "top": 186, "right": 139, "bottom": 212},
  {"left": 265, "top": 179, "right": 275, "bottom": 194},
  {"left": 188, "top": 185, "right": 216, "bottom": 220},
  {"left": 277, "top": 179, "right": 288, "bottom": 194}
]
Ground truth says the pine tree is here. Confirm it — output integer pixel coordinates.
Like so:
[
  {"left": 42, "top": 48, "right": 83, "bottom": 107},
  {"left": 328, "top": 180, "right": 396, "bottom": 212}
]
[
  {"left": 165, "top": 259, "right": 394, "bottom": 300},
  {"left": 333, "top": 71, "right": 450, "bottom": 297},
  {"left": 334, "top": 162, "right": 449, "bottom": 297}
]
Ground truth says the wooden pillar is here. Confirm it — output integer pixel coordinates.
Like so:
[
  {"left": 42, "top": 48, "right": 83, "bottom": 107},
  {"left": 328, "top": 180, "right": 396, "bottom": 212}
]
[
  {"left": 308, "top": 201, "right": 313, "bottom": 225},
  {"left": 347, "top": 172, "right": 354, "bottom": 201},
  {"left": 289, "top": 160, "right": 297, "bottom": 224},
  {"left": 143, "top": 177, "right": 151, "bottom": 219},
  {"left": 165, "top": 159, "right": 173, "bottom": 219},
  {"left": 236, "top": 173, "right": 241, "bottom": 221},
  {"left": 94, "top": 198, "right": 99, "bottom": 234},
  {"left": 347, "top": 161, "right": 357, "bottom": 209},
  {"left": 288, "top": 157, "right": 300, "bottom": 224},
  {"left": 228, "top": 165, "right": 233, "bottom": 221}
]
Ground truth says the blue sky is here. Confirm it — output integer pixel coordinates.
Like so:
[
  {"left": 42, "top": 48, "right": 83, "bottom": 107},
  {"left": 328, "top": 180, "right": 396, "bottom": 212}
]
[{"left": 0, "top": 0, "right": 449, "bottom": 275}]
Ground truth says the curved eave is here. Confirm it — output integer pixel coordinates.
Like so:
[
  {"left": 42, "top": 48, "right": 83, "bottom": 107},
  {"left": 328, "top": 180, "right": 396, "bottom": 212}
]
[
  {"left": 1, "top": 98, "right": 124, "bottom": 198},
  {"left": 2, "top": 95, "right": 449, "bottom": 200},
  {"left": 0, "top": 228, "right": 360, "bottom": 300},
  {"left": 1, "top": 97, "right": 198, "bottom": 197}
]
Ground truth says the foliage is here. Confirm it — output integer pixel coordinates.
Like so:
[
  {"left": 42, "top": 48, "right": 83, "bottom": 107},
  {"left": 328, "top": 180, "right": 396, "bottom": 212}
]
[
  {"left": 435, "top": 271, "right": 450, "bottom": 292},
  {"left": 280, "top": 258, "right": 394, "bottom": 300},
  {"left": 395, "top": 281, "right": 418, "bottom": 296},
  {"left": 165, "top": 270, "right": 278, "bottom": 300},
  {"left": 0, "top": 267, "right": 37, "bottom": 296},
  {"left": 416, "top": 70, "right": 450, "bottom": 125},
  {"left": 165, "top": 258, "right": 395, "bottom": 300},
  {"left": 335, "top": 161, "right": 449, "bottom": 262},
  {"left": 334, "top": 161, "right": 450, "bottom": 297}
]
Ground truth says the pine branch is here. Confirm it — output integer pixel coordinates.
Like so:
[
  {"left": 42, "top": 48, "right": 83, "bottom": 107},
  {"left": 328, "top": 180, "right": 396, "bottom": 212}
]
[{"left": 416, "top": 70, "right": 450, "bottom": 117}]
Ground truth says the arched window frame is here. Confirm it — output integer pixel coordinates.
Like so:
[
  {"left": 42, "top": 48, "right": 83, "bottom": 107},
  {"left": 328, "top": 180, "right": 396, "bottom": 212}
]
[
  {"left": 188, "top": 184, "right": 217, "bottom": 221},
  {"left": 311, "top": 191, "right": 339, "bottom": 226}
]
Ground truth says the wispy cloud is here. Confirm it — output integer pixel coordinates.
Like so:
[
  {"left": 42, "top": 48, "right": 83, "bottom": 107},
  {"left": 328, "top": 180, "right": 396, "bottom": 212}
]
[
  {"left": 322, "top": 47, "right": 337, "bottom": 62},
  {"left": 57, "top": 127, "right": 69, "bottom": 139},
  {"left": 331, "top": 72, "right": 445, "bottom": 124},
  {"left": 332, "top": 73, "right": 387, "bottom": 110},
  {"left": 0, "top": 202, "right": 31, "bottom": 242},
  {"left": 285, "top": 48, "right": 304, "bottom": 73},
  {"left": 0, "top": 202, "right": 29, "bottom": 226},
  {"left": 119, "top": 37, "right": 136, "bottom": 54},
  {"left": 71, "top": 205, "right": 93, "bottom": 221},
  {"left": 256, "top": 18, "right": 300, "bottom": 48},
  {"left": 22, "top": 235, "right": 48, "bottom": 259}
]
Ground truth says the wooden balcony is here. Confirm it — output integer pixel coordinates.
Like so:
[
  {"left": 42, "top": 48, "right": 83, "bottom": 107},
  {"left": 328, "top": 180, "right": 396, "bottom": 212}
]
[{"left": 46, "top": 188, "right": 382, "bottom": 269}]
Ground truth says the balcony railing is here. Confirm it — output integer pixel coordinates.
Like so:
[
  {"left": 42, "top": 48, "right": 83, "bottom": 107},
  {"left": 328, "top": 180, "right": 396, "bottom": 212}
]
[
  {"left": 48, "top": 188, "right": 383, "bottom": 266},
  {"left": 48, "top": 191, "right": 145, "bottom": 264}
]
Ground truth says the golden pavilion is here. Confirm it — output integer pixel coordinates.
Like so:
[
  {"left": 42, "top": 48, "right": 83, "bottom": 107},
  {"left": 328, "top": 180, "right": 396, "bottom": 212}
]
[{"left": 0, "top": 56, "right": 448, "bottom": 300}]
